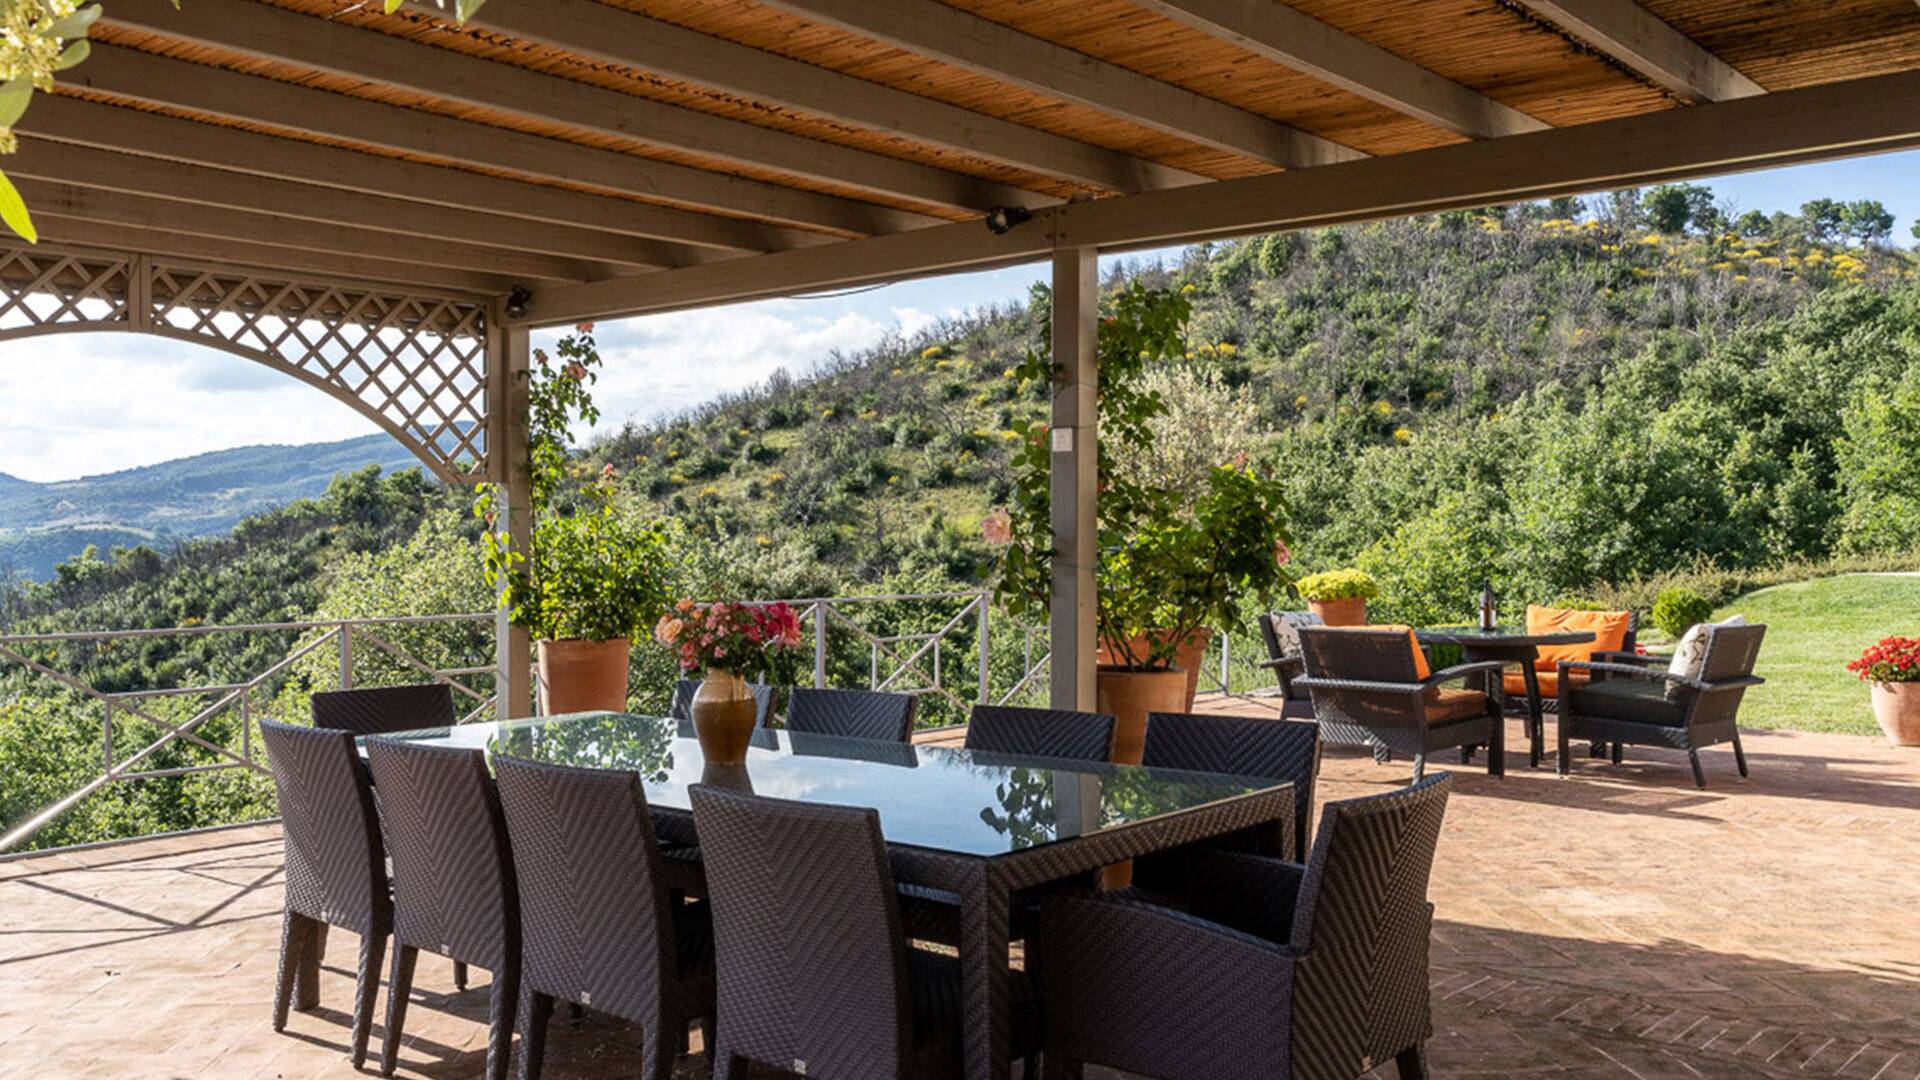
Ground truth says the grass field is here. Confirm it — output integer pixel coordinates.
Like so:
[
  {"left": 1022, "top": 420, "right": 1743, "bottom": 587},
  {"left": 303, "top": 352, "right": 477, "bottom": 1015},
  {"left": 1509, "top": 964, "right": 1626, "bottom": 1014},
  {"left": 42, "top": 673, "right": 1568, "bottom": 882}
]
[{"left": 1715, "top": 574, "right": 1920, "bottom": 736}]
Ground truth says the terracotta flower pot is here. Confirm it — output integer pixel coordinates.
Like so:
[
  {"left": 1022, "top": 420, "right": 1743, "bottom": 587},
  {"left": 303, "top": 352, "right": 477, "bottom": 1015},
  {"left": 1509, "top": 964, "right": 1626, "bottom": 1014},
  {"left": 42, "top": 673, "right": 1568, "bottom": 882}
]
[
  {"left": 1096, "top": 628, "right": 1212, "bottom": 710},
  {"left": 536, "top": 637, "right": 630, "bottom": 715},
  {"left": 1870, "top": 682, "right": 1920, "bottom": 747},
  {"left": 1308, "top": 596, "right": 1368, "bottom": 627},
  {"left": 1095, "top": 664, "right": 1189, "bottom": 767},
  {"left": 692, "top": 667, "right": 759, "bottom": 765}
]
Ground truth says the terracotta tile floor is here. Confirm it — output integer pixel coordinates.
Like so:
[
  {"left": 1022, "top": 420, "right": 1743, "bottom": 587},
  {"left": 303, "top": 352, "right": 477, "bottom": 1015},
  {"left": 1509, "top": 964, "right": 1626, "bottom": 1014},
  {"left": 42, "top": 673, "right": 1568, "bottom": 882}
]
[{"left": 4, "top": 700, "right": 1919, "bottom": 1079}]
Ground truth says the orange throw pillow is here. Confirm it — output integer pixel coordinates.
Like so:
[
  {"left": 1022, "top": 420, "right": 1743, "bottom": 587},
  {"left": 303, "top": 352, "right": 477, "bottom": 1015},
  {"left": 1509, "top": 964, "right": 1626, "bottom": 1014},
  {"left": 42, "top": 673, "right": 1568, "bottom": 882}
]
[
  {"left": 1525, "top": 605, "right": 1631, "bottom": 672},
  {"left": 1373, "top": 624, "right": 1433, "bottom": 680}
]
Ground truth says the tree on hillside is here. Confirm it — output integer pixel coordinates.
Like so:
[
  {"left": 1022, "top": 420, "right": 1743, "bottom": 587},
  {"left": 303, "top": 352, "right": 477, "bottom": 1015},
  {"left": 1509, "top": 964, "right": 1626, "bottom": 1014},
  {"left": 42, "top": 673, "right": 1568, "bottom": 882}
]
[
  {"left": 1640, "top": 184, "right": 1715, "bottom": 234},
  {"left": 1911, "top": 219, "right": 1920, "bottom": 244},
  {"left": 1841, "top": 200, "right": 1894, "bottom": 247},
  {"left": 1800, "top": 198, "right": 1847, "bottom": 243}
]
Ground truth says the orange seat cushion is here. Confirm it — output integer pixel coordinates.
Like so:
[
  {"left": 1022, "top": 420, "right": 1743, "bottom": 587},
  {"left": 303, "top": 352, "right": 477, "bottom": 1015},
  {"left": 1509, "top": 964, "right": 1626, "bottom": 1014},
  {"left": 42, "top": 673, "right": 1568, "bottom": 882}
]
[
  {"left": 1373, "top": 623, "right": 1432, "bottom": 680},
  {"left": 1526, "top": 605, "right": 1632, "bottom": 673},
  {"left": 1423, "top": 687, "right": 1489, "bottom": 723},
  {"left": 1503, "top": 668, "right": 1593, "bottom": 699}
]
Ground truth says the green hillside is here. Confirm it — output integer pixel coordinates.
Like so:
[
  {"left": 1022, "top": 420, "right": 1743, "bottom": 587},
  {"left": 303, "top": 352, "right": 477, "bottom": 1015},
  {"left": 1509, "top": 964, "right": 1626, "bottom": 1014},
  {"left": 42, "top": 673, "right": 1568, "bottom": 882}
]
[{"left": 1714, "top": 575, "right": 1920, "bottom": 736}]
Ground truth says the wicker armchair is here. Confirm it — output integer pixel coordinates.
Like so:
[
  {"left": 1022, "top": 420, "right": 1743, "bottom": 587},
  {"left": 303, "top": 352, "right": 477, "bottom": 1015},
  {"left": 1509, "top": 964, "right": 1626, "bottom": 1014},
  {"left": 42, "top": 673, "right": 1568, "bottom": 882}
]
[
  {"left": 1556, "top": 623, "right": 1767, "bottom": 788},
  {"left": 1295, "top": 627, "right": 1506, "bottom": 780},
  {"left": 785, "top": 686, "right": 917, "bottom": 741},
  {"left": 1037, "top": 774, "right": 1453, "bottom": 1080},
  {"left": 494, "top": 755, "right": 716, "bottom": 1080},
  {"left": 258, "top": 720, "right": 392, "bottom": 1069},
  {"left": 1142, "top": 711, "right": 1320, "bottom": 863},
  {"left": 1257, "top": 611, "right": 1323, "bottom": 720},
  {"left": 311, "top": 682, "right": 455, "bottom": 736},
  {"left": 689, "top": 785, "right": 1042, "bottom": 1080},
  {"left": 963, "top": 704, "right": 1118, "bottom": 762},
  {"left": 669, "top": 678, "right": 776, "bottom": 728},
  {"left": 363, "top": 738, "right": 522, "bottom": 1080}
]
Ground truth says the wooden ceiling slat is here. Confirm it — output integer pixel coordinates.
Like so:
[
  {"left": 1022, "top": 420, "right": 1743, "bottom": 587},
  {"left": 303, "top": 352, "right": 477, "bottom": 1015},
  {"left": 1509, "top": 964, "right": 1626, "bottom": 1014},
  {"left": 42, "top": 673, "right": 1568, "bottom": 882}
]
[
  {"left": 1517, "top": 0, "right": 1764, "bottom": 102},
  {"left": 69, "top": 44, "right": 895, "bottom": 247},
  {"left": 13, "top": 178, "right": 606, "bottom": 284},
  {"left": 1132, "top": 0, "right": 1549, "bottom": 139},
  {"left": 99, "top": 0, "right": 1050, "bottom": 216},
  {"left": 427, "top": 0, "right": 1209, "bottom": 193},
  {"left": 32, "top": 220, "right": 516, "bottom": 295},
  {"left": 696, "top": 0, "right": 1359, "bottom": 168}
]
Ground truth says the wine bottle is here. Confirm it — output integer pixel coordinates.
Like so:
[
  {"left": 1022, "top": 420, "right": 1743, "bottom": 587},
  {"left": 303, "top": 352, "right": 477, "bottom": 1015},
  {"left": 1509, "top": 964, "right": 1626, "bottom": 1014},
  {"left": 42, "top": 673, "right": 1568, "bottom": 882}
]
[{"left": 1479, "top": 581, "right": 1496, "bottom": 632}]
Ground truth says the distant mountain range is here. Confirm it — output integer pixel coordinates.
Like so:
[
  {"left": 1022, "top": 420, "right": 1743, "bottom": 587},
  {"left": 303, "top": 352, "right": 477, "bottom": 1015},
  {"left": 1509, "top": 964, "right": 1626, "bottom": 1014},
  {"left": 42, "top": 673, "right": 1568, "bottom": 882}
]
[{"left": 0, "top": 433, "right": 427, "bottom": 580}]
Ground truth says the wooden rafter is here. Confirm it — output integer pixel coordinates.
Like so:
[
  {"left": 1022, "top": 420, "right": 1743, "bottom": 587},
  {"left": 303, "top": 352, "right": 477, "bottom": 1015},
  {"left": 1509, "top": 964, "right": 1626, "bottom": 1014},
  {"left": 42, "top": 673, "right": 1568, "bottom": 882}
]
[
  {"left": 751, "top": 0, "right": 1360, "bottom": 168},
  {"left": 1517, "top": 0, "right": 1764, "bottom": 103},
  {"left": 1133, "top": 0, "right": 1548, "bottom": 139},
  {"left": 515, "top": 67, "right": 1920, "bottom": 325},
  {"left": 427, "top": 0, "right": 1208, "bottom": 193},
  {"left": 71, "top": 44, "right": 934, "bottom": 241},
  {"left": 99, "top": 0, "right": 1051, "bottom": 215}
]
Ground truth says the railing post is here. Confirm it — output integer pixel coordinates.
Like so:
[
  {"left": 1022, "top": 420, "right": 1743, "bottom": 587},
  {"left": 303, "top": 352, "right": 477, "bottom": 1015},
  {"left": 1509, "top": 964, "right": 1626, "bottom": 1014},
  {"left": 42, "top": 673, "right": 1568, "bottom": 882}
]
[
  {"left": 338, "top": 624, "right": 354, "bottom": 690},
  {"left": 1220, "top": 632, "right": 1231, "bottom": 693},
  {"left": 102, "top": 699, "right": 114, "bottom": 773},
  {"left": 813, "top": 603, "right": 828, "bottom": 689},
  {"left": 976, "top": 594, "right": 991, "bottom": 704},
  {"left": 241, "top": 690, "right": 252, "bottom": 765}
]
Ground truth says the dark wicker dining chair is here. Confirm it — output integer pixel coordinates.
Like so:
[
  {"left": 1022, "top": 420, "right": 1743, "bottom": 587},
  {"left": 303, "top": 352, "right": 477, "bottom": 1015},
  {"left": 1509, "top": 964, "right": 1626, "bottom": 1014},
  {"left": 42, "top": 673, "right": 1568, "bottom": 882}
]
[
  {"left": 1142, "top": 711, "right": 1321, "bottom": 862},
  {"left": 785, "top": 686, "right": 917, "bottom": 741},
  {"left": 363, "top": 738, "right": 522, "bottom": 1080},
  {"left": 494, "top": 755, "right": 716, "bottom": 1080},
  {"left": 964, "top": 704, "right": 1118, "bottom": 762},
  {"left": 1557, "top": 622, "right": 1767, "bottom": 788},
  {"left": 1256, "top": 611, "right": 1322, "bottom": 721},
  {"left": 690, "top": 784, "right": 1042, "bottom": 1080},
  {"left": 1037, "top": 774, "right": 1454, "bottom": 1080},
  {"left": 258, "top": 719, "right": 392, "bottom": 1069},
  {"left": 311, "top": 682, "right": 456, "bottom": 736},
  {"left": 1295, "top": 626, "right": 1507, "bottom": 780},
  {"left": 669, "top": 678, "right": 777, "bottom": 728}
]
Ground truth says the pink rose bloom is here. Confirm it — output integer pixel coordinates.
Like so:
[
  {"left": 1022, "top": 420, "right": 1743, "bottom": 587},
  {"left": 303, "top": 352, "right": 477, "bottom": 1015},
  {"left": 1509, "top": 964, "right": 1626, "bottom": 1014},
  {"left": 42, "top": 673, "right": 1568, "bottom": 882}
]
[
  {"left": 711, "top": 602, "right": 729, "bottom": 618},
  {"left": 576, "top": 322, "right": 595, "bottom": 334},
  {"left": 981, "top": 508, "right": 1013, "bottom": 548},
  {"left": 602, "top": 463, "right": 617, "bottom": 479},
  {"left": 713, "top": 645, "right": 727, "bottom": 659},
  {"left": 566, "top": 362, "right": 588, "bottom": 381},
  {"left": 1272, "top": 539, "right": 1291, "bottom": 567}
]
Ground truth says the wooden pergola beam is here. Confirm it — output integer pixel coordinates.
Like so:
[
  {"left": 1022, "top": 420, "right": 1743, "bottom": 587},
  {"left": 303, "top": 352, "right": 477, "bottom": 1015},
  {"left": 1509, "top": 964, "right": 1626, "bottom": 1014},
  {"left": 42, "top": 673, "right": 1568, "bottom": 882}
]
[
  {"left": 433, "top": 0, "right": 1207, "bottom": 193},
  {"left": 12, "top": 129, "right": 673, "bottom": 273},
  {"left": 516, "top": 67, "right": 1920, "bottom": 325},
  {"left": 31, "top": 219, "right": 517, "bottom": 295},
  {"left": 72, "top": 45, "right": 931, "bottom": 242},
  {"left": 1517, "top": 0, "right": 1764, "bottom": 103},
  {"left": 752, "top": 0, "right": 1359, "bottom": 169},
  {"left": 1133, "top": 0, "right": 1548, "bottom": 139},
  {"left": 14, "top": 178, "right": 610, "bottom": 284},
  {"left": 100, "top": 0, "right": 1051, "bottom": 215}
]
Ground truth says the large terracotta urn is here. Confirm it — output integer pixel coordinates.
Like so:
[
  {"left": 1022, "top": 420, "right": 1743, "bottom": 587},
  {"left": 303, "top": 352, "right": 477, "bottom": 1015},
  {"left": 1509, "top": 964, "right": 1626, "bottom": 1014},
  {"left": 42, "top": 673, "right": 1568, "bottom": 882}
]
[
  {"left": 1097, "top": 628, "right": 1212, "bottom": 711},
  {"left": 691, "top": 667, "right": 759, "bottom": 765},
  {"left": 536, "top": 637, "right": 630, "bottom": 715},
  {"left": 1308, "top": 596, "right": 1368, "bottom": 627},
  {"left": 1871, "top": 682, "right": 1920, "bottom": 747},
  {"left": 1094, "top": 664, "right": 1186, "bottom": 889}
]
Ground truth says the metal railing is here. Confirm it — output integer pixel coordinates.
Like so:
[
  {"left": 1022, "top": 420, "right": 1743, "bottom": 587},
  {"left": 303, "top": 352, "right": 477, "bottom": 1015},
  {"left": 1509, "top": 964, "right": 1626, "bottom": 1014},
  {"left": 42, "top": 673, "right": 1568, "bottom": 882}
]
[{"left": 0, "top": 591, "right": 1280, "bottom": 854}]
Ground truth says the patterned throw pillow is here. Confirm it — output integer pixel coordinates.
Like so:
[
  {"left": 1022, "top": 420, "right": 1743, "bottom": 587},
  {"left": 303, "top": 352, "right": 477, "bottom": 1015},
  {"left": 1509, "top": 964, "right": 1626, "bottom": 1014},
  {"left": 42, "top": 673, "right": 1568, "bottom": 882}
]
[{"left": 1665, "top": 614, "right": 1746, "bottom": 700}]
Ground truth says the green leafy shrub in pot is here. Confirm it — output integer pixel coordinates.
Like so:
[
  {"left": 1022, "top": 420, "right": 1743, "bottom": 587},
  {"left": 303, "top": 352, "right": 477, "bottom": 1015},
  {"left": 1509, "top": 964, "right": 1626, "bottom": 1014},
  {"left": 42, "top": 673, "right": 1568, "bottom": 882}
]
[
  {"left": 1651, "top": 586, "right": 1714, "bottom": 638},
  {"left": 1295, "top": 568, "right": 1380, "bottom": 603}
]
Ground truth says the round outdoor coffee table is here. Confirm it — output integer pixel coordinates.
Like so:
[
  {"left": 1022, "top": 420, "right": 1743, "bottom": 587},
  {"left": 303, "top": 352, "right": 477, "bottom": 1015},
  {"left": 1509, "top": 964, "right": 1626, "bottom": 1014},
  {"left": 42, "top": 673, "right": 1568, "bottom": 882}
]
[{"left": 1415, "top": 628, "right": 1595, "bottom": 768}]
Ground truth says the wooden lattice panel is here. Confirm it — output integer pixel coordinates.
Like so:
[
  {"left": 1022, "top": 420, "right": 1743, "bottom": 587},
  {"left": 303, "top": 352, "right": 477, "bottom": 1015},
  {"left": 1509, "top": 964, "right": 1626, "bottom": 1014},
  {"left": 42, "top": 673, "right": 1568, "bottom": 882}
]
[{"left": 0, "top": 248, "right": 133, "bottom": 332}]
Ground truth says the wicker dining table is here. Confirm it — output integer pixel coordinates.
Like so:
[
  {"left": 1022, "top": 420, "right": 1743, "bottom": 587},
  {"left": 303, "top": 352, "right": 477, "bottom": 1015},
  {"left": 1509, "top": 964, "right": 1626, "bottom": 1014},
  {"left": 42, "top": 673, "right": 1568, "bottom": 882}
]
[
  {"left": 1415, "top": 627, "right": 1595, "bottom": 767},
  {"left": 373, "top": 710, "right": 1296, "bottom": 1080}
]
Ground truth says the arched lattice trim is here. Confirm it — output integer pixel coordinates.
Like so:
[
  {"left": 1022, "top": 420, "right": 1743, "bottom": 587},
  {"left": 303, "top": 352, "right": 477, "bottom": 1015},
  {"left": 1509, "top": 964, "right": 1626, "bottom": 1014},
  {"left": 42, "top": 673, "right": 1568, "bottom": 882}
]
[{"left": 0, "top": 244, "right": 491, "bottom": 483}]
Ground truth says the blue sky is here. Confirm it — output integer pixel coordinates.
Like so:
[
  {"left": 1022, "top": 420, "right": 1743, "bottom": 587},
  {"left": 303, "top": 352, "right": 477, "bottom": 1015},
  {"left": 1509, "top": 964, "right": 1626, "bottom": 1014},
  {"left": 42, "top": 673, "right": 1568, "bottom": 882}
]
[{"left": 0, "top": 151, "right": 1914, "bottom": 482}]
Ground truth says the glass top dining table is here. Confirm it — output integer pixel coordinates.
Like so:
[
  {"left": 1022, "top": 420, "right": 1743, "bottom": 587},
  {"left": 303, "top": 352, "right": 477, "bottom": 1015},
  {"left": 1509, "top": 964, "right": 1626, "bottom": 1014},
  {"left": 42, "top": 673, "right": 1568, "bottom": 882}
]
[{"left": 369, "top": 710, "right": 1277, "bottom": 859}]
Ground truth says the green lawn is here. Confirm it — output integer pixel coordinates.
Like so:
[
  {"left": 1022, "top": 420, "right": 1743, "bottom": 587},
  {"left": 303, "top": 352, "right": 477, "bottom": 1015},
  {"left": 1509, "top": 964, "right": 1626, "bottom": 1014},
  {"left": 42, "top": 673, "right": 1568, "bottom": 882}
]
[{"left": 1712, "top": 574, "right": 1920, "bottom": 736}]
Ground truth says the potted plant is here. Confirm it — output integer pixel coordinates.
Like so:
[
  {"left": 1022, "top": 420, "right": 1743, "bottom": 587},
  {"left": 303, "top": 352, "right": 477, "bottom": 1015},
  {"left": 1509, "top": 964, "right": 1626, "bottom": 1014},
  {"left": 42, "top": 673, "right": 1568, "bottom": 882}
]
[
  {"left": 654, "top": 599, "right": 804, "bottom": 764},
  {"left": 479, "top": 326, "right": 674, "bottom": 715},
  {"left": 1847, "top": 635, "right": 1920, "bottom": 747},
  {"left": 1296, "top": 568, "right": 1378, "bottom": 627},
  {"left": 987, "top": 282, "right": 1293, "bottom": 763}
]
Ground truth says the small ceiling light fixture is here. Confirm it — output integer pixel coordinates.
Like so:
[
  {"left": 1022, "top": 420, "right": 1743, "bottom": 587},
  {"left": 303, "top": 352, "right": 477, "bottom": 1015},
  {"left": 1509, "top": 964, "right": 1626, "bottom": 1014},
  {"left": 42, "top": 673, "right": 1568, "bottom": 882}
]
[
  {"left": 984, "top": 205, "right": 1034, "bottom": 236},
  {"left": 504, "top": 285, "right": 532, "bottom": 320}
]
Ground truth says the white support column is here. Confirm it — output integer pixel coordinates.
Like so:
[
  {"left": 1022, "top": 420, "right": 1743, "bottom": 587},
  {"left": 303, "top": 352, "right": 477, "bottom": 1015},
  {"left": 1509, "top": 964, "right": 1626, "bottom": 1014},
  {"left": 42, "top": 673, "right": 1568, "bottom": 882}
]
[
  {"left": 1048, "top": 247, "right": 1098, "bottom": 711},
  {"left": 488, "top": 305, "right": 534, "bottom": 720}
]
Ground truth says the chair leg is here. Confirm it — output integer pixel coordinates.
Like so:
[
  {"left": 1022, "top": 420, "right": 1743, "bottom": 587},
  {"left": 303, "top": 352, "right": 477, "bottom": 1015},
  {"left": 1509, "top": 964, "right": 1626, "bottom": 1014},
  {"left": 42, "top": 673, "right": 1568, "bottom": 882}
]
[
  {"left": 487, "top": 962, "right": 521, "bottom": 1080},
  {"left": 1610, "top": 741, "right": 1623, "bottom": 765},
  {"left": 1732, "top": 730, "right": 1749, "bottom": 777},
  {"left": 1688, "top": 749, "right": 1707, "bottom": 790},
  {"left": 454, "top": 960, "right": 470, "bottom": 991},
  {"left": 351, "top": 931, "right": 387, "bottom": 1069},
  {"left": 380, "top": 944, "right": 418, "bottom": 1078},
  {"left": 296, "top": 921, "right": 328, "bottom": 1012},
  {"left": 1487, "top": 710, "right": 1505, "bottom": 778},
  {"left": 1411, "top": 753, "right": 1426, "bottom": 782},
  {"left": 1458, "top": 744, "right": 1475, "bottom": 764},
  {"left": 1589, "top": 740, "right": 1607, "bottom": 759},
  {"left": 272, "top": 909, "right": 314, "bottom": 1031},
  {"left": 1397, "top": 1042, "right": 1430, "bottom": 1079},
  {"left": 518, "top": 987, "right": 553, "bottom": 1080},
  {"left": 642, "top": 1020, "right": 675, "bottom": 1080},
  {"left": 1557, "top": 716, "right": 1571, "bottom": 777}
]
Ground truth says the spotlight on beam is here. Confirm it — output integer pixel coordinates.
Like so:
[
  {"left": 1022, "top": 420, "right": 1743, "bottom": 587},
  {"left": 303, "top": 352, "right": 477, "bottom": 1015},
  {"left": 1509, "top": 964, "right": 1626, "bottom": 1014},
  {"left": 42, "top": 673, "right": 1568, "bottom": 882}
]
[
  {"left": 984, "top": 206, "right": 1034, "bottom": 236},
  {"left": 504, "top": 286, "right": 532, "bottom": 320}
]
